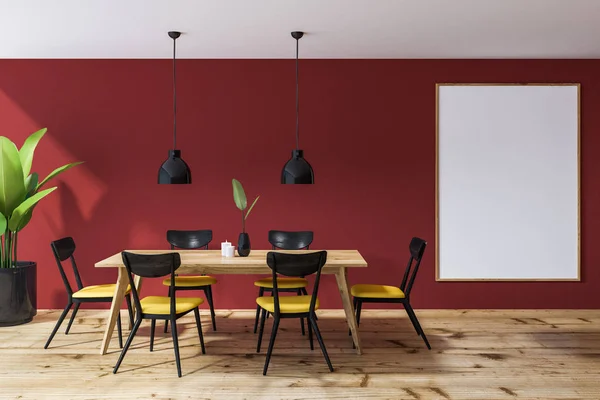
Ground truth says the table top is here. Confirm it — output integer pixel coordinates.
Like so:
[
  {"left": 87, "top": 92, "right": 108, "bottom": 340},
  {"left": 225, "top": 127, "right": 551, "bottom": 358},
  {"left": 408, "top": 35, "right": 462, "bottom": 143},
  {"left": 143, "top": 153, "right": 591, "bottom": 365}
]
[{"left": 95, "top": 250, "right": 368, "bottom": 271}]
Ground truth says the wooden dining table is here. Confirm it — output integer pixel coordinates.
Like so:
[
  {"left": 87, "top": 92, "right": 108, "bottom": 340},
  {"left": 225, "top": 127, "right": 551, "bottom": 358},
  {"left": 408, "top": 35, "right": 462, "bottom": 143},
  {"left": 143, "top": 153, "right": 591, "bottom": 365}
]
[{"left": 94, "top": 249, "right": 368, "bottom": 355}]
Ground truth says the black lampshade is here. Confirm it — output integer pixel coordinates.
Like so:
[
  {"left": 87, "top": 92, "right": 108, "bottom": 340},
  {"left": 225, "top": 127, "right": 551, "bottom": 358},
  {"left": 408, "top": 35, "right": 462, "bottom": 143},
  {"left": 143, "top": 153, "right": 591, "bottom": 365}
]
[
  {"left": 158, "top": 150, "right": 191, "bottom": 184},
  {"left": 281, "top": 150, "right": 314, "bottom": 184}
]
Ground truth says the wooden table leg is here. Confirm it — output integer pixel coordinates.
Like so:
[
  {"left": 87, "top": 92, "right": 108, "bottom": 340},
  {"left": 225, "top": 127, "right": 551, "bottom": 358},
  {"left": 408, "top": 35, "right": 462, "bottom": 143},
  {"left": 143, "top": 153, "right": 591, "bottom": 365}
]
[
  {"left": 100, "top": 267, "right": 129, "bottom": 355},
  {"left": 335, "top": 266, "right": 362, "bottom": 354},
  {"left": 128, "top": 274, "right": 143, "bottom": 329}
]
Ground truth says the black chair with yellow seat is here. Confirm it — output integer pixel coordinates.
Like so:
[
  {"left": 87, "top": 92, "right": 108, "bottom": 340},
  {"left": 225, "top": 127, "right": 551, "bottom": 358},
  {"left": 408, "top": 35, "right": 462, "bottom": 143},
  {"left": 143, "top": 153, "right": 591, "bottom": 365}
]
[
  {"left": 350, "top": 237, "right": 431, "bottom": 350},
  {"left": 256, "top": 251, "right": 332, "bottom": 375},
  {"left": 44, "top": 237, "right": 133, "bottom": 349},
  {"left": 253, "top": 230, "right": 313, "bottom": 335},
  {"left": 114, "top": 251, "right": 206, "bottom": 378},
  {"left": 162, "top": 229, "right": 217, "bottom": 333}
]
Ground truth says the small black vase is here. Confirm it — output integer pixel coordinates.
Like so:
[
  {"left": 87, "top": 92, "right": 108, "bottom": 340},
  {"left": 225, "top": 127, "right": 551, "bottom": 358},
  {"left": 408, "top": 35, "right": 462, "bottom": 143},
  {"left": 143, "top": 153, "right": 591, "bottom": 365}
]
[{"left": 237, "top": 233, "right": 251, "bottom": 257}]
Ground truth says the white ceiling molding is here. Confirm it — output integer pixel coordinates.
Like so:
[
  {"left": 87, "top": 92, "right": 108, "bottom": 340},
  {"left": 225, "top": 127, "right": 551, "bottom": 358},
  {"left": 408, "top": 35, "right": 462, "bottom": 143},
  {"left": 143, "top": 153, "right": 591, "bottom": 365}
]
[{"left": 1, "top": 0, "right": 599, "bottom": 59}]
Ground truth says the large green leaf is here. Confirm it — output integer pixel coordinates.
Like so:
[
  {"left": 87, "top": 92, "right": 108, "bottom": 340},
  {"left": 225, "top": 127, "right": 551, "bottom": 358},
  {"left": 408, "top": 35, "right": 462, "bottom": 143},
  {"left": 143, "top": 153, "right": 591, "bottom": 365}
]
[
  {"left": 14, "top": 174, "right": 38, "bottom": 231},
  {"left": 18, "top": 128, "right": 47, "bottom": 178},
  {"left": 245, "top": 196, "right": 260, "bottom": 220},
  {"left": 0, "top": 137, "right": 26, "bottom": 216},
  {"left": 232, "top": 179, "right": 247, "bottom": 211},
  {"left": 25, "top": 173, "right": 39, "bottom": 198},
  {"left": 14, "top": 207, "right": 34, "bottom": 232},
  {"left": 37, "top": 161, "right": 83, "bottom": 191},
  {"left": 0, "top": 212, "right": 6, "bottom": 234},
  {"left": 8, "top": 187, "right": 57, "bottom": 232}
]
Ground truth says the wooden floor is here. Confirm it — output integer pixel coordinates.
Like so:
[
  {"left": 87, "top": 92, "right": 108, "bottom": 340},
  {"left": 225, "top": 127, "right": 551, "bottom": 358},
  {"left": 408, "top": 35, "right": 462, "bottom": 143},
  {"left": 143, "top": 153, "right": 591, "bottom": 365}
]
[{"left": 0, "top": 309, "right": 598, "bottom": 399}]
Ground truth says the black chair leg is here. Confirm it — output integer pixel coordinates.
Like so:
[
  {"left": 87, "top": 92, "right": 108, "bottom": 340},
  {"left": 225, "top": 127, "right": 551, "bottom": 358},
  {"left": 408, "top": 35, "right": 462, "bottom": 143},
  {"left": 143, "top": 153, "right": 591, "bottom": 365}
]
[
  {"left": 404, "top": 303, "right": 431, "bottom": 350},
  {"left": 308, "top": 314, "right": 314, "bottom": 350},
  {"left": 204, "top": 286, "right": 217, "bottom": 332},
  {"left": 117, "top": 309, "right": 123, "bottom": 349},
  {"left": 297, "top": 289, "right": 306, "bottom": 336},
  {"left": 301, "top": 287, "right": 318, "bottom": 320},
  {"left": 266, "top": 292, "right": 271, "bottom": 320},
  {"left": 266, "top": 290, "right": 273, "bottom": 320},
  {"left": 64, "top": 303, "right": 80, "bottom": 335},
  {"left": 113, "top": 317, "right": 142, "bottom": 374},
  {"left": 164, "top": 287, "right": 173, "bottom": 334},
  {"left": 309, "top": 317, "right": 334, "bottom": 372},
  {"left": 170, "top": 318, "right": 182, "bottom": 377},
  {"left": 404, "top": 303, "right": 419, "bottom": 334},
  {"left": 125, "top": 294, "right": 134, "bottom": 327},
  {"left": 193, "top": 308, "right": 206, "bottom": 354},
  {"left": 356, "top": 300, "right": 363, "bottom": 327},
  {"left": 150, "top": 319, "right": 156, "bottom": 352},
  {"left": 256, "top": 308, "right": 267, "bottom": 353},
  {"left": 349, "top": 297, "right": 358, "bottom": 336},
  {"left": 263, "top": 316, "right": 280, "bottom": 375},
  {"left": 44, "top": 303, "right": 72, "bottom": 349},
  {"left": 351, "top": 300, "right": 363, "bottom": 350},
  {"left": 253, "top": 287, "right": 265, "bottom": 333}
]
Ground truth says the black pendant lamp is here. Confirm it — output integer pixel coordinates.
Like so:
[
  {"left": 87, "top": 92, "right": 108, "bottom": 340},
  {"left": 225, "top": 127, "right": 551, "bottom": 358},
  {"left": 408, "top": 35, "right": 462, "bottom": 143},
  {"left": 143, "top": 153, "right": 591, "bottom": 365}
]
[
  {"left": 158, "top": 31, "right": 191, "bottom": 184},
  {"left": 281, "top": 31, "right": 314, "bottom": 184}
]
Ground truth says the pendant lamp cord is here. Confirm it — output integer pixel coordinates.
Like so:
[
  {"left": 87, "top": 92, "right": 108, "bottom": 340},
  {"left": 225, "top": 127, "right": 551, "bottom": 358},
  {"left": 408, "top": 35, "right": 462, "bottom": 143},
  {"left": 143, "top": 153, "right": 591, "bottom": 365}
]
[
  {"left": 295, "top": 37, "right": 300, "bottom": 150},
  {"left": 172, "top": 36, "right": 177, "bottom": 150}
]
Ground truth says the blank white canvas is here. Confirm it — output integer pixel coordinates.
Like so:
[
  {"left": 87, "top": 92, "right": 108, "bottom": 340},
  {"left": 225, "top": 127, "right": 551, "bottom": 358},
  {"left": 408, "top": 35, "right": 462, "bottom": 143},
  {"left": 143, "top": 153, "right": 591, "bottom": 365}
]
[{"left": 437, "top": 85, "right": 579, "bottom": 280}]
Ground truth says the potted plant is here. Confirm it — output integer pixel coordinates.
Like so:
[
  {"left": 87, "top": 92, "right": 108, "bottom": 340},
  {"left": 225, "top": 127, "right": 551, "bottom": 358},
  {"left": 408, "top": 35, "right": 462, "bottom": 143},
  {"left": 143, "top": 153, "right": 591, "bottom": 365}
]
[
  {"left": 0, "top": 128, "right": 81, "bottom": 326},
  {"left": 232, "top": 179, "right": 259, "bottom": 257}
]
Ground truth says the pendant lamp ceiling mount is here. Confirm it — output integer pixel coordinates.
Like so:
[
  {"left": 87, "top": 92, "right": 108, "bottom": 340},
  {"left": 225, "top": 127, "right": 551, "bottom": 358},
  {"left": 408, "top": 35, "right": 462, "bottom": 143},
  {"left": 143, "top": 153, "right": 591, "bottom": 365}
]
[
  {"left": 168, "top": 31, "right": 181, "bottom": 40},
  {"left": 158, "top": 30, "right": 191, "bottom": 184}
]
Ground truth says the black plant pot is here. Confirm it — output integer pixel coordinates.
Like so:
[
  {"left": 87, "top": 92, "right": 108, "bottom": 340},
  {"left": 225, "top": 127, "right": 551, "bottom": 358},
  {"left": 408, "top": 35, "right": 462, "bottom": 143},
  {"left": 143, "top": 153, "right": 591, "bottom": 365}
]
[
  {"left": 0, "top": 261, "right": 37, "bottom": 327},
  {"left": 237, "top": 233, "right": 251, "bottom": 257}
]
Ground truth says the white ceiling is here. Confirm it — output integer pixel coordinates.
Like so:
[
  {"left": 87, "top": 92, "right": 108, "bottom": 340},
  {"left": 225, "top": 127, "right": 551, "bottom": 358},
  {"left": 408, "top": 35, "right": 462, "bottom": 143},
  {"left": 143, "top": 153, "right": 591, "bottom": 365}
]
[{"left": 1, "top": 0, "right": 600, "bottom": 59}]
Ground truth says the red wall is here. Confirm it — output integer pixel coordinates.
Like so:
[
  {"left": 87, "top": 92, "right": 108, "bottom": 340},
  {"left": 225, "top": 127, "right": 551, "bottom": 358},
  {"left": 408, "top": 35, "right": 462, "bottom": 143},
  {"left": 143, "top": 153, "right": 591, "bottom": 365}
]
[{"left": 1, "top": 59, "right": 599, "bottom": 310}]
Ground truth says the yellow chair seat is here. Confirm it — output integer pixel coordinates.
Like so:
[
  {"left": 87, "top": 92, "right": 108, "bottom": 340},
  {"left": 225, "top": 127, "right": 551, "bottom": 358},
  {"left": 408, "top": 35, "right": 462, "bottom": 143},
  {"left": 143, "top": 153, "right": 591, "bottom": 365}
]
[
  {"left": 256, "top": 295, "right": 319, "bottom": 313},
  {"left": 72, "top": 284, "right": 131, "bottom": 299},
  {"left": 162, "top": 275, "right": 217, "bottom": 287},
  {"left": 254, "top": 277, "right": 308, "bottom": 289},
  {"left": 351, "top": 284, "right": 406, "bottom": 299},
  {"left": 140, "top": 296, "right": 203, "bottom": 315}
]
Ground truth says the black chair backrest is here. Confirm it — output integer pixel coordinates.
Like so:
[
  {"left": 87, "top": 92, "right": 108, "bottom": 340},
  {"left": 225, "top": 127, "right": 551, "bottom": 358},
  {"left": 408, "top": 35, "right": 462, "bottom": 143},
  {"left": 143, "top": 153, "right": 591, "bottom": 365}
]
[
  {"left": 268, "top": 230, "right": 313, "bottom": 250},
  {"left": 50, "top": 237, "right": 84, "bottom": 296},
  {"left": 167, "top": 230, "right": 212, "bottom": 250},
  {"left": 121, "top": 251, "right": 181, "bottom": 316},
  {"left": 400, "top": 237, "right": 427, "bottom": 296},
  {"left": 266, "top": 251, "right": 327, "bottom": 314}
]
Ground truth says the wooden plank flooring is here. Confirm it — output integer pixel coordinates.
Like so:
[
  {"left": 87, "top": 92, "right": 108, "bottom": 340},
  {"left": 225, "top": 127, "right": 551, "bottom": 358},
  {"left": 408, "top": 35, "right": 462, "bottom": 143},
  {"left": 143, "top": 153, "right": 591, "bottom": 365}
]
[{"left": 0, "top": 309, "right": 599, "bottom": 399}]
